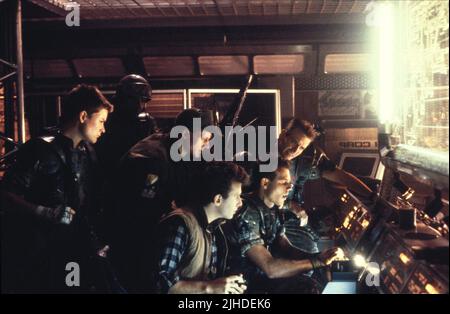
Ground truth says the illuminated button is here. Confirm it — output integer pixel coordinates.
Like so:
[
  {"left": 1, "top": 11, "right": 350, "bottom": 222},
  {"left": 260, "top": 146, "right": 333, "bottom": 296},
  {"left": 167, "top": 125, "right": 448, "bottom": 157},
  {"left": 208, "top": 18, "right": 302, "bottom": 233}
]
[
  {"left": 399, "top": 252, "right": 410, "bottom": 264},
  {"left": 425, "top": 284, "right": 438, "bottom": 294},
  {"left": 343, "top": 217, "right": 350, "bottom": 229},
  {"left": 362, "top": 219, "right": 370, "bottom": 228}
]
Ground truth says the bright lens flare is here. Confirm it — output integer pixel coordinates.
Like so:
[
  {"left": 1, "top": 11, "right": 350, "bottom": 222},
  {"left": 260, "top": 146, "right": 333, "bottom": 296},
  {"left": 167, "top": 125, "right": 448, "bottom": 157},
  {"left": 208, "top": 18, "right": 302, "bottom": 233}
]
[
  {"left": 367, "top": 1, "right": 396, "bottom": 124},
  {"left": 336, "top": 248, "right": 346, "bottom": 261},
  {"left": 353, "top": 254, "right": 368, "bottom": 268},
  {"left": 377, "top": 2, "right": 395, "bottom": 124}
]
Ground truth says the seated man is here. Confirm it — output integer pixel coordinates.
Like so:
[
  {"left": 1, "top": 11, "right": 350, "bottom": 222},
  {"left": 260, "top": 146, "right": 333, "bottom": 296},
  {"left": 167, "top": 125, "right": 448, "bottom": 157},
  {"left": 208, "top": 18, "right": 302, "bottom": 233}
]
[
  {"left": 155, "top": 161, "right": 249, "bottom": 294},
  {"left": 230, "top": 159, "right": 340, "bottom": 294}
]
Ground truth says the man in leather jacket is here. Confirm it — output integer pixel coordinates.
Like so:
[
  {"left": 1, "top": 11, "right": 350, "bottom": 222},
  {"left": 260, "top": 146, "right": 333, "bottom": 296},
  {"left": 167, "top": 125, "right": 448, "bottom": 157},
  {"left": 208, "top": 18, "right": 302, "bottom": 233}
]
[{"left": 1, "top": 85, "right": 113, "bottom": 293}]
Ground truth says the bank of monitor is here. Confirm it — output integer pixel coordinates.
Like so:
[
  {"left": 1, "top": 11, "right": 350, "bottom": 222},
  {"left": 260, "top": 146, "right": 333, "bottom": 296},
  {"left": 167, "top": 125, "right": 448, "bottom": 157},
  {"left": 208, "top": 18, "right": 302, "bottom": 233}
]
[{"left": 339, "top": 152, "right": 381, "bottom": 179}]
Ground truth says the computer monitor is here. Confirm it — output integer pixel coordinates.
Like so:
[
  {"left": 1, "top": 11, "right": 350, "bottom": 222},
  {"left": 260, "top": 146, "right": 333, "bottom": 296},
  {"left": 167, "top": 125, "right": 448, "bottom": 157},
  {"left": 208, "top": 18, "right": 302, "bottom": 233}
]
[{"left": 338, "top": 152, "right": 381, "bottom": 178}]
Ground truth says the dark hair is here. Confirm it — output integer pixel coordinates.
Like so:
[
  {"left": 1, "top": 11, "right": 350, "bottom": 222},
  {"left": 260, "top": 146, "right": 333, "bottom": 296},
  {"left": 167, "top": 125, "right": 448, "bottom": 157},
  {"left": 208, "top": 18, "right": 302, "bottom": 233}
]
[
  {"left": 285, "top": 118, "right": 317, "bottom": 139},
  {"left": 175, "top": 108, "right": 215, "bottom": 132},
  {"left": 60, "top": 84, "right": 113, "bottom": 124},
  {"left": 192, "top": 161, "right": 249, "bottom": 208},
  {"left": 250, "top": 159, "right": 290, "bottom": 191}
]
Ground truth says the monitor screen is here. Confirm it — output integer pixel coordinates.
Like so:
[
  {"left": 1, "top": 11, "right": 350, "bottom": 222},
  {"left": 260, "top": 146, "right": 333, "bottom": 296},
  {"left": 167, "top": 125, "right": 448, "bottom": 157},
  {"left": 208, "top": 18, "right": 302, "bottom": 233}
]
[{"left": 339, "top": 153, "right": 380, "bottom": 178}]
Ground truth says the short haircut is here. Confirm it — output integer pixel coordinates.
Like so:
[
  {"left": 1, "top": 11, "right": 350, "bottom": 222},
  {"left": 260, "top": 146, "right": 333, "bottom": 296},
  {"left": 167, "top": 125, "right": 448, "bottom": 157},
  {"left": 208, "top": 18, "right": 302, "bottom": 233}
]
[
  {"left": 60, "top": 84, "right": 113, "bottom": 124},
  {"left": 175, "top": 108, "right": 215, "bottom": 132},
  {"left": 285, "top": 118, "right": 317, "bottom": 139},
  {"left": 250, "top": 158, "right": 291, "bottom": 191},
  {"left": 192, "top": 161, "right": 249, "bottom": 208}
]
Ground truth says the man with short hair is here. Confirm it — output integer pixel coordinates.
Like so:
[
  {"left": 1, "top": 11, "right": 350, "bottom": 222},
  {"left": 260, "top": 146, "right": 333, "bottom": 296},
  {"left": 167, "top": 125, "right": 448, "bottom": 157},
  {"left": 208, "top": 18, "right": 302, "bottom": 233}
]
[
  {"left": 155, "top": 161, "right": 249, "bottom": 294},
  {"left": 1, "top": 84, "right": 113, "bottom": 293},
  {"left": 277, "top": 118, "right": 374, "bottom": 254},
  {"left": 230, "top": 159, "right": 341, "bottom": 294},
  {"left": 106, "top": 108, "right": 215, "bottom": 292}
]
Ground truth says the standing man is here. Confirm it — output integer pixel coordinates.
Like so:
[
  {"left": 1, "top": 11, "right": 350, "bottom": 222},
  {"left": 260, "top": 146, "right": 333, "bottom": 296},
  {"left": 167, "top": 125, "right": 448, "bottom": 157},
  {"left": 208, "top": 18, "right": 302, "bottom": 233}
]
[
  {"left": 277, "top": 118, "right": 373, "bottom": 253},
  {"left": 155, "top": 161, "right": 248, "bottom": 294},
  {"left": 1, "top": 85, "right": 113, "bottom": 293},
  {"left": 95, "top": 74, "right": 155, "bottom": 179}
]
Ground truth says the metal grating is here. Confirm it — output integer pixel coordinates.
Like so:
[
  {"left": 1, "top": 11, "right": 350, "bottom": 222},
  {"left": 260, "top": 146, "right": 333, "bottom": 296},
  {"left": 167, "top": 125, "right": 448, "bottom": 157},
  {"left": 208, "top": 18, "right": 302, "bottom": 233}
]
[
  {"left": 143, "top": 56, "right": 195, "bottom": 77},
  {"left": 32, "top": 0, "right": 371, "bottom": 20},
  {"left": 72, "top": 58, "right": 125, "bottom": 78},
  {"left": 198, "top": 55, "right": 249, "bottom": 75},
  {"left": 296, "top": 74, "right": 371, "bottom": 90},
  {"left": 146, "top": 91, "right": 185, "bottom": 118},
  {"left": 254, "top": 54, "right": 304, "bottom": 74},
  {"left": 29, "top": 59, "right": 73, "bottom": 78},
  {"left": 324, "top": 53, "right": 370, "bottom": 73}
]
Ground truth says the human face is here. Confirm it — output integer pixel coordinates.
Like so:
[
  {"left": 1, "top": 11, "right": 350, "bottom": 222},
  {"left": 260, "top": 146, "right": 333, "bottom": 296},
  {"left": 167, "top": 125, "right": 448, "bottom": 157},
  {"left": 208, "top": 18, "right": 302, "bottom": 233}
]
[
  {"left": 217, "top": 181, "right": 243, "bottom": 220},
  {"left": 265, "top": 167, "right": 293, "bottom": 207},
  {"left": 80, "top": 108, "right": 108, "bottom": 144},
  {"left": 191, "top": 130, "right": 212, "bottom": 159},
  {"left": 278, "top": 129, "right": 312, "bottom": 161}
]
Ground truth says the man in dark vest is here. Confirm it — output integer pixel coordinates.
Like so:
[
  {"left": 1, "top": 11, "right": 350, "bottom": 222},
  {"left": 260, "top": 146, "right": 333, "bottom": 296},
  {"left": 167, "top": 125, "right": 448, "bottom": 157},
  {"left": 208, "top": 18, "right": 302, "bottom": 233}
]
[
  {"left": 154, "top": 161, "right": 249, "bottom": 294},
  {"left": 1, "top": 85, "right": 113, "bottom": 293}
]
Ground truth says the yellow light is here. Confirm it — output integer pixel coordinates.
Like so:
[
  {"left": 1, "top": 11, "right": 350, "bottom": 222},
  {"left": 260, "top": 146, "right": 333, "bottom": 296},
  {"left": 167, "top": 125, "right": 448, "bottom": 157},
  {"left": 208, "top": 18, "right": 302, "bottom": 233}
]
[
  {"left": 425, "top": 284, "right": 439, "bottom": 294},
  {"left": 353, "top": 254, "right": 367, "bottom": 268},
  {"left": 349, "top": 211, "right": 354, "bottom": 218},
  {"left": 399, "top": 253, "right": 410, "bottom": 264},
  {"left": 343, "top": 217, "right": 350, "bottom": 229},
  {"left": 336, "top": 248, "right": 346, "bottom": 261},
  {"left": 362, "top": 219, "right": 370, "bottom": 228}
]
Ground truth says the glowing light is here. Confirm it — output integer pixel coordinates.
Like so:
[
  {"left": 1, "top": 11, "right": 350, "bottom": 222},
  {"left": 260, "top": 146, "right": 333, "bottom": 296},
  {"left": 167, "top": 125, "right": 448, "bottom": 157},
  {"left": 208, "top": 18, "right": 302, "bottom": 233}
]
[
  {"left": 425, "top": 284, "right": 439, "bottom": 294},
  {"left": 336, "top": 248, "right": 346, "bottom": 261},
  {"left": 343, "top": 217, "right": 350, "bottom": 229},
  {"left": 362, "top": 219, "right": 370, "bottom": 229},
  {"left": 368, "top": 1, "right": 395, "bottom": 123},
  {"left": 399, "top": 253, "right": 411, "bottom": 264},
  {"left": 353, "top": 254, "right": 367, "bottom": 268},
  {"left": 402, "top": 188, "right": 415, "bottom": 200}
]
